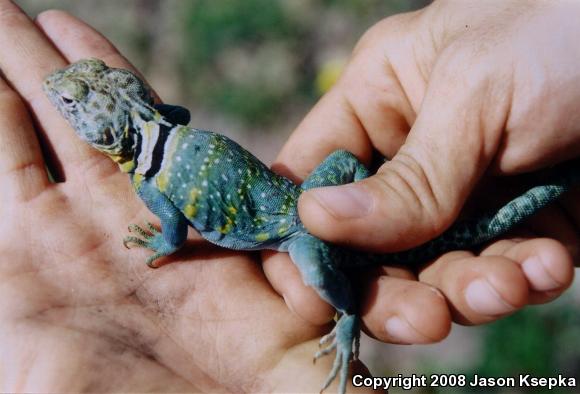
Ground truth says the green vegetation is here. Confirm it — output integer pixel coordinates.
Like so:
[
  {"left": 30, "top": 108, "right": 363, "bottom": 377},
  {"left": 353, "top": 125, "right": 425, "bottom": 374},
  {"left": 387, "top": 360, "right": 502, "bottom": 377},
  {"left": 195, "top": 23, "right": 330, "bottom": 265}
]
[
  {"left": 179, "top": 0, "right": 420, "bottom": 126},
  {"left": 416, "top": 297, "right": 580, "bottom": 394},
  {"left": 182, "top": 0, "right": 309, "bottom": 124}
]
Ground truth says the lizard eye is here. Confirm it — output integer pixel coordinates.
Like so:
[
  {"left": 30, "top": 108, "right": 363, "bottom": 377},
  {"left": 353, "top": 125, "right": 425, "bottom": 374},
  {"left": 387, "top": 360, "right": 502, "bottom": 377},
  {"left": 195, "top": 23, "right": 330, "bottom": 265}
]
[
  {"left": 61, "top": 95, "right": 74, "bottom": 105},
  {"left": 102, "top": 127, "right": 115, "bottom": 145}
]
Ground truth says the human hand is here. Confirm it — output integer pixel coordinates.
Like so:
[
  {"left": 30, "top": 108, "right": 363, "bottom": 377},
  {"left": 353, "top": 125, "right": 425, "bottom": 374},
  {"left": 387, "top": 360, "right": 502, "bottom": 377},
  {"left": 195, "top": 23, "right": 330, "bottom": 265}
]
[
  {"left": 0, "top": 3, "right": 374, "bottom": 392},
  {"left": 265, "top": 0, "right": 578, "bottom": 344}
]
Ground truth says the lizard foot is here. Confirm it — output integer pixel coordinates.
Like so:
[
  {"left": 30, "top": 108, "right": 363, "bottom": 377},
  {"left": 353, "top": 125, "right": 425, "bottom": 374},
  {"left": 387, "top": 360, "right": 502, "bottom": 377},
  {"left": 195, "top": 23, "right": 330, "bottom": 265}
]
[
  {"left": 123, "top": 222, "right": 173, "bottom": 268},
  {"left": 314, "top": 313, "right": 359, "bottom": 394}
]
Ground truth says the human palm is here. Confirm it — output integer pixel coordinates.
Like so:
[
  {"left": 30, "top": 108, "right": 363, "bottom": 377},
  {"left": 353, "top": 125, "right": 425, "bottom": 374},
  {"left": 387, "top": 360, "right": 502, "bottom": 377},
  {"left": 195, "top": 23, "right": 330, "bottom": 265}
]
[
  {"left": 2, "top": 163, "right": 315, "bottom": 391},
  {"left": 0, "top": 5, "right": 372, "bottom": 393}
]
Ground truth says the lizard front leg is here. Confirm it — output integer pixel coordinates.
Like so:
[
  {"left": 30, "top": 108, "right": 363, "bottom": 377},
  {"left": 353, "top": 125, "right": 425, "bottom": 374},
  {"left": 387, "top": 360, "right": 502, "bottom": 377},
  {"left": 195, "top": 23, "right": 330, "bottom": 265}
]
[{"left": 124, "top": 176, "right": 189, "bottom": 267}]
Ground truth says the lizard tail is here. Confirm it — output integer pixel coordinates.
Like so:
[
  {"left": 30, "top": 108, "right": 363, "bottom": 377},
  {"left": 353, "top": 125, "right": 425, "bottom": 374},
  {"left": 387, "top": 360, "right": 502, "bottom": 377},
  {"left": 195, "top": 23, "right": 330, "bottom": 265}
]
[{"left": 341, "top": 158, "right": 579, "bottom": 269}]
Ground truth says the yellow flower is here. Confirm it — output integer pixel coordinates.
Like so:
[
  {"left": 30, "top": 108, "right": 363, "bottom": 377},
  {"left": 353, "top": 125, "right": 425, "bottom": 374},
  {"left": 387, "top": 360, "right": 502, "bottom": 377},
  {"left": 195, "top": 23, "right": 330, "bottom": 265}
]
[{"left": 315, "top": 59, "right": 346, "bottom": 94}]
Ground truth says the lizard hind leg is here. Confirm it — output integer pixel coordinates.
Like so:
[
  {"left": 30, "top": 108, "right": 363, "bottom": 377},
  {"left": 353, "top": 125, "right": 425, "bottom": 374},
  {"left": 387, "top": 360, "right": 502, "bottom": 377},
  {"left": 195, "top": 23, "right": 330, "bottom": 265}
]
[
  {"left": 316, "top": 314, "right": 360, "bottom": 394},
  {"left": 288, "top": 234, "right": 359, "bottom": 394}
]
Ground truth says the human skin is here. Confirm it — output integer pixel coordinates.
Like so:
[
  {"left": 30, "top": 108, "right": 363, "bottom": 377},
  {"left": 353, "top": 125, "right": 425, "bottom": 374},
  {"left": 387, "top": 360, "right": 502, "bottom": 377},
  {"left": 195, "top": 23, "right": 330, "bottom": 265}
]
[
  {"left": 0, "top": 2, "right": 375, "bottom": 392},
  {"left": 264, "top": 0, "right": 579, "bottom": 344}
]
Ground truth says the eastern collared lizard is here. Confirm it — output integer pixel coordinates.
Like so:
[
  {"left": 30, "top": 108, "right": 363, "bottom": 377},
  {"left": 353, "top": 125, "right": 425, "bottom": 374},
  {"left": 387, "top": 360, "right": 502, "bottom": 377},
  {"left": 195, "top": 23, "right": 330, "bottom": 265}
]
[{"left": 43, "top": 59, "right": 579, "bottom": 394}]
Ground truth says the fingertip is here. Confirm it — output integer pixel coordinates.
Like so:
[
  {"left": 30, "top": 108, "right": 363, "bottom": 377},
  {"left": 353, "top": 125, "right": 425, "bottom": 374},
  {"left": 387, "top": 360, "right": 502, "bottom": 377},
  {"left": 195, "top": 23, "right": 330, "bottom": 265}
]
[
  {"left": 522, "top": 238, "right": 574, "bottom": 291},
  {"left": 421, "top": 254, "right": 529, "bottom": 325},
  {"left": 298, "top": 185, "right": 373, "bottom": 247},
  {"left": 36, "top": 10, "right": 135, "bottom": 71},
  {"left": 521, "top": 256, "right": 569, "bottom": 292},
  {"left": 35, "top": 10, "right": 94, "bottom": 48},
  {"left": 461, "top": 257, "right": 529, "bottom": 323},
  {"left": 361, "top": 276, "right": 451, "bottom": 344},
  {"left": 497, "top": 238, "right": 575, "bottom": 302},
  {"left": 35, "top": 9, "right": 70, "bottom": 25},
  {"left": 262, "top": 251, "right": 335, "bottom": 325},
  {"left": 298, "top": 173, "right": 446, "bottom": 252},
  {"left": 398, "top": 285, "right": 452, "bottom": 343},
  {"left": 35, "top": 10, "right": 160, "bottom": 104},
  {"left": 285, "top": 285, "right": 336, "bottom": 326},
  {"left": 297, "top": 189, "right": 349, "bottom": 244}
]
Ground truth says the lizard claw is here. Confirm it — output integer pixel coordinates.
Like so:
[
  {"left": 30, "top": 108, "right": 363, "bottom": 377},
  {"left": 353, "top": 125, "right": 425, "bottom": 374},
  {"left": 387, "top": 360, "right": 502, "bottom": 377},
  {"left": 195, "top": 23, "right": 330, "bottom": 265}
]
[
  {"left": 123, "top": 236, "right": 148, "bottom": 249},
  {"left": 128, "top": 223, "right": 155, "bottom": 238},
  {"left": 123, "top": 222, "right": 179, "bottom": 268},
  {"left": 319, "top": 329, "right": 336, "bottom": 347},
  {"left": 146, "top": 221, "right": 158, "bottom": 233},
  {"left": 123, "top": 224, "right": 157, "bottom": 252},
  {"left": 146, "top": 253, "right": 162, "bottom": 268}
]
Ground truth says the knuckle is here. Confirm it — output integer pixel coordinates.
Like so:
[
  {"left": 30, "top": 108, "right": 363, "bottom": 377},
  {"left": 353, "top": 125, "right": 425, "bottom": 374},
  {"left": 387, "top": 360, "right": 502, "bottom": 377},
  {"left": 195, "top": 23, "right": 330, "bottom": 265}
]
[
  {"left": 434, "top": 38, "right": 503, "bottom": 92},
  {"left": 0, "top": 6, "right": 30, "bottom": 30},
  {"left": 375, "top": 152, "right": 455, "bottom": 238},
  {"left": 353, "top": 12, "right": 419, "bottom": 55}
]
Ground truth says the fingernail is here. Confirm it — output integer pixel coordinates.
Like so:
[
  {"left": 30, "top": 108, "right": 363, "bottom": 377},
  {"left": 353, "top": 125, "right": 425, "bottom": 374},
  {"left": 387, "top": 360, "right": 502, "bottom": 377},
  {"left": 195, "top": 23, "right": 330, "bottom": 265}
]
[
  {"left": 522, "top": 257, "right": 562, "bottom": 291},
  {"left": 384, "top": 316, "right": 429, "bottom": 344},
  {"left": 465, "top": 279, "right": 515, "bottom": 316},
  {"left": 309, "top": 184, "right": 373, "bottom": 219}
]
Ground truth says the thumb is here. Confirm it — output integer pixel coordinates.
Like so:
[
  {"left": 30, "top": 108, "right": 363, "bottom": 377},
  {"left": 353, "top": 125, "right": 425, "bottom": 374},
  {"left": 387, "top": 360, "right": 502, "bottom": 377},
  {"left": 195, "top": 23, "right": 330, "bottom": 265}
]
[{"left": 298, "top": 58, "right": 510, "bottom": 252}]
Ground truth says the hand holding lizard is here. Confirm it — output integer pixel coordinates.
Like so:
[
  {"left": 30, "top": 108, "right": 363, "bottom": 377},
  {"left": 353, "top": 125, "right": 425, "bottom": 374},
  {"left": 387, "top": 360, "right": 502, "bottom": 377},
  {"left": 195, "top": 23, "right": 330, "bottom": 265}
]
[
  {"left": 267, "top": 0, "right": 579, "bottom": 344},
  {"left": 0, "top": 4, "right": 371, "bottom": 392}
]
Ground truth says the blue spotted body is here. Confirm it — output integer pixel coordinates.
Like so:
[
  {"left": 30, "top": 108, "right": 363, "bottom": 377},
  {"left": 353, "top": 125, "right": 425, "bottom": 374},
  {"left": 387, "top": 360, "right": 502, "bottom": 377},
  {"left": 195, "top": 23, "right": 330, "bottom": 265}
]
[
  {"left": 134, "top": 126, "right": 303, "bottom": 251},
  {"left": 44, "top": 59, "right": 579, "bottom": 394}
]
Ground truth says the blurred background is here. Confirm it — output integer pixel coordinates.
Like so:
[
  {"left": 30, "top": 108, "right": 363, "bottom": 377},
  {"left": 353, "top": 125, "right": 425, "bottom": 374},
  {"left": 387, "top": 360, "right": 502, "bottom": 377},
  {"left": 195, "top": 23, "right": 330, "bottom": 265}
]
[{"left": 17, "top": 1, "right": 580, "bottom": 392}]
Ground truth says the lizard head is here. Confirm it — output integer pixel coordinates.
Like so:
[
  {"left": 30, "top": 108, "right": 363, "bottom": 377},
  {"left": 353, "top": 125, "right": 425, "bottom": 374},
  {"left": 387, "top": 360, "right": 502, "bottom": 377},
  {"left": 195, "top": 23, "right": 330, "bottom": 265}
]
[{"left": 43, "top": 58, "right": 155, "bottom": 159}]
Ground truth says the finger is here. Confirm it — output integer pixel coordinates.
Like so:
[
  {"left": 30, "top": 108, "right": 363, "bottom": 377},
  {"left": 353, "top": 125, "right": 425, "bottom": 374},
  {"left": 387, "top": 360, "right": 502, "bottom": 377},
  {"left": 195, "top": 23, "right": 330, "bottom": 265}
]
[
  {"left": 261, "top": 252, "right": 418, "bottom": 327},
  {"left": 0, "top": 0, "right": 91, "bottom": 180},
  {"left": 35, "top": 10, "right": 161, "bottom": 102},
  {"left": 0, "top": 76, "right": 49, "bottom": 201},
  {"left": 419, "top": 252, "right": 529, "bottom": 325},
  {"left": 262, "top": 251, "right": 335, "bottom": 325},
  {"left": 338, "top": 14, "right": 420, "bottom": 158},
  {"left": 481, "top": 238, "right": 574, "bottom": 304},
  {"left": 359, "top": 274, "right": 451, "bottom": 344},
  {"left": 298, "top": 45, "right": 511, "bottom": 251}
]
